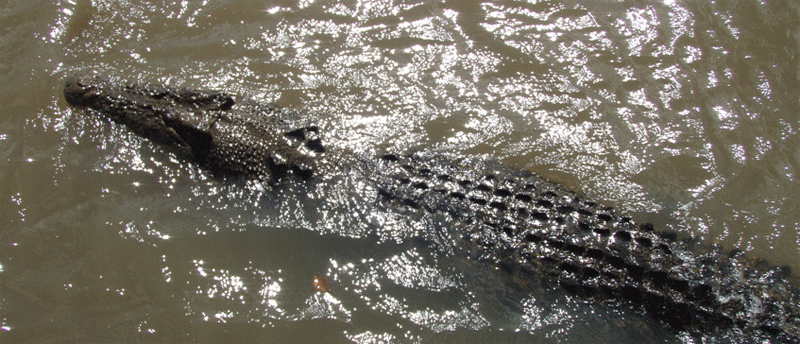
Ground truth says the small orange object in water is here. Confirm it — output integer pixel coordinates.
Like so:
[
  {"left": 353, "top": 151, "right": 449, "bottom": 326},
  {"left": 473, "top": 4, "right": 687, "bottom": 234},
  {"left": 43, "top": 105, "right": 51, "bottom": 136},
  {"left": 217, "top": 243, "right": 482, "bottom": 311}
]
[{"left": 313, "top": 274, "right": 330, "bottom": 293}]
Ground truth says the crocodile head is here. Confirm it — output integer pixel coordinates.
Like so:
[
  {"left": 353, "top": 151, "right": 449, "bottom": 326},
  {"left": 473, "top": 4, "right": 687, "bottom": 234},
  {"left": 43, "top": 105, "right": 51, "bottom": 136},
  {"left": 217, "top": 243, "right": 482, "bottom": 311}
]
[{"left": 64, "top": 73, "right": 324, "bottom": 181}]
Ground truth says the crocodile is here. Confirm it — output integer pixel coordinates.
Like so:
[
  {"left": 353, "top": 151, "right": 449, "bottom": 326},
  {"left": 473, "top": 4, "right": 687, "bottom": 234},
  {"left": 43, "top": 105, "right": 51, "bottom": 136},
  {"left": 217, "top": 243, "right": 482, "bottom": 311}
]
[{"left": 63, "top": 72, "right": 800, "bottom": 340}]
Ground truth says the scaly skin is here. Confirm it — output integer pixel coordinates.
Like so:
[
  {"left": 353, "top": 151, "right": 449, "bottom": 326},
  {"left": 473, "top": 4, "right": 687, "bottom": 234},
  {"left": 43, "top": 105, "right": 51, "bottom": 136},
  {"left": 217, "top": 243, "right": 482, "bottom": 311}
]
[
  {"left": 64, "top": 73, "right": 324, "bottom": 181},
  {"left": 64, "top": 73, "right": 800, "bottom": 340}
]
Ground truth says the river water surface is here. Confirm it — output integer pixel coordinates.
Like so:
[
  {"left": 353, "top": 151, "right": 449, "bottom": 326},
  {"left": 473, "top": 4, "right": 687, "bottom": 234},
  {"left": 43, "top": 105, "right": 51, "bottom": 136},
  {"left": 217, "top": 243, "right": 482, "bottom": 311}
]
[{"left": 1, "top": 0, "right": 800, "bottom": 343}]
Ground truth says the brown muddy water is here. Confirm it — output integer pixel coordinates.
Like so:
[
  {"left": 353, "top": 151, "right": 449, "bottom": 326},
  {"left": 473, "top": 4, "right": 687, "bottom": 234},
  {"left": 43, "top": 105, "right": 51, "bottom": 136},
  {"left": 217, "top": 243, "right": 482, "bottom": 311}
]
[{"left": 1, "top": 0, "right": 800, "bottom": 343}]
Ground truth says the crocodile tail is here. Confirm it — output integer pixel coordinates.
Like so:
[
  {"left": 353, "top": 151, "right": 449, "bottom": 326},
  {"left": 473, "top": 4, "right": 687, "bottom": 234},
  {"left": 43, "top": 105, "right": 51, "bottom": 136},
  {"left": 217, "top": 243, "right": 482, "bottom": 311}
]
[{"left": 373, "top": 152, "right": 800, "bottom": 339}]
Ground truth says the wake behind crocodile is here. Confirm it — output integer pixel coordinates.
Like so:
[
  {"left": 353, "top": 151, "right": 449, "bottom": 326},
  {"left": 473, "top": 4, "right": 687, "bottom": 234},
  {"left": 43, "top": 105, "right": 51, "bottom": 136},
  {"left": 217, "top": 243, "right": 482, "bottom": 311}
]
[{"left": 63, "top": 73, "right": 800, "bottom": 341}]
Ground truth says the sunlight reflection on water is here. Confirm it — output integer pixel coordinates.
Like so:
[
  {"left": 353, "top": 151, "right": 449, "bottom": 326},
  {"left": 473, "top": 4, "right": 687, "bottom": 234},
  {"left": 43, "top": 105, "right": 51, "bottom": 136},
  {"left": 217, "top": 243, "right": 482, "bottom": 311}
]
[{"left": 2, "top": 0, "right": 799, "bottom": 342}]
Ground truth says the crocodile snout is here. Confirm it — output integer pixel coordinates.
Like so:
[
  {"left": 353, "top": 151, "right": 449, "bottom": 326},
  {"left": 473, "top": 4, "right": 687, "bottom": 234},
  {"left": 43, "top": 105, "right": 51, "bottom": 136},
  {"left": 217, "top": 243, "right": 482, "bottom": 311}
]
[{"left": 64, "top": 73, "right": 97, "bottom": 108}]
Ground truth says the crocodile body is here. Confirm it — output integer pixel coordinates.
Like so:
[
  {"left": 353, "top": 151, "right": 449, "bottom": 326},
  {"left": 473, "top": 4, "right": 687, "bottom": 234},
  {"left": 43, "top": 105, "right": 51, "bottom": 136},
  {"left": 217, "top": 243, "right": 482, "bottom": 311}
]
[{"left": 63, "top": 73, "right": 800, "bottom": 340}]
